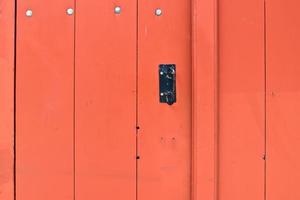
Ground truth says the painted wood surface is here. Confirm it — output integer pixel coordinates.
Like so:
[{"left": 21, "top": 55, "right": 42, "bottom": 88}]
[{"left": 0, "top": 0, "right": 15, "bottom": 199}]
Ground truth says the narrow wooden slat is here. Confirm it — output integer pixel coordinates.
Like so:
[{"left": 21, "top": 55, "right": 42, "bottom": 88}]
[
  {"left": 191, "top": 0, "right": 218, "bottom": 199},
  {"left": 0, "top": 0, "right": 15, "bottom": 199}
]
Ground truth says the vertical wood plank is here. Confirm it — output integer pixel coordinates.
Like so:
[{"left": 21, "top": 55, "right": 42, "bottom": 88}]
[
  {"left": 266, "top": 0, "right": 300, "bottom": 199},
  {"left": 217, "top": 0, "right": 265, "bottom": 199},
  {"left": 138, "top": 1, "right": 192, "bottom": 200},
  {"left": 74, "top": 1, "right": 137, "bottom": 200},
  {"left": 0, "top": 0, "right": 15, "bottom": 199},
  {"left": 192, "top": 0, "right": 218, "bottom": 199},
  {"left": 16, "top": 1, "right": 75, "bottom": 199}
]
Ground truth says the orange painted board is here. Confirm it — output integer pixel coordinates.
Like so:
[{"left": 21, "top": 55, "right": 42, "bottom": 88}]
[
  {"left": 137, "top": 1, "right": 192, "bottom": 199},
  {"left": 217, "top": 0, "right": 265, "bottom": 199},
  {"left": 0, "top": 0, "right": 15, "bottom": 199},
  {"left": 266, "top": 0, "right": 300, "bottom": 199},
  {"left": 16, "top": 1, "right": 75, "bottom": 199},
  {"left": 191, "top": 0, "right": 218, "bottom": 199},
  {"left": 74, "top": 1, "right": 137, "bottom": 200}
]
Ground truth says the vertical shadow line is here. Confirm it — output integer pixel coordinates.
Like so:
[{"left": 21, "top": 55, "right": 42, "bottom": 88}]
[
  {"left": 14, "top": 0, "right": 18, "bottom": 199},
  {"left": 73, "top": 1, "right": 77, "bottom": 200},
  {"left": 135, "top": 0, "right": 140, "bottom": 200},
  {"left": 264, "top": 1, "right": 267, "bottom": 200}
]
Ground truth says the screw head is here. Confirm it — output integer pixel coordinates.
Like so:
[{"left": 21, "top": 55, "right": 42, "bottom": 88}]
[
  {"left": 160, "top": 71, "right": 164, "bottom": 75},
  {"left": 66, "top": 8, "right": 74, "bottom": 15},
  {"left": 114, "top": 6, "right": 121, "bottom": 14},
  {"left": 26, "top": 9, "right": 33, "bottom": 17},
  {"left": 160, "top": 93, "right": 164, "bottom": 96},
  {"left": 155, "top": 8, "right": 162, "bottom": 16}
]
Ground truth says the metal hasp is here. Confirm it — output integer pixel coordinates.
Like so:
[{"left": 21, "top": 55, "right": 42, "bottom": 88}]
[{"left": 159, "top": 64, "right": 176, "bottom": 105}]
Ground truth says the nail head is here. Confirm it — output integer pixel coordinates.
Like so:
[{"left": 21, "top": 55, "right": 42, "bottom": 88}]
[
  {"left": 114, "top": 6, "right": 121, "bottom": 14},
  {"left": 26, "top": 9, "right": 33, "bottom": 17},
  {"left": 155, "top": 8, "right": 162, "bottom": 16},
  {"left": 66, "top": 8, "right": 74, "bottom": 15}
]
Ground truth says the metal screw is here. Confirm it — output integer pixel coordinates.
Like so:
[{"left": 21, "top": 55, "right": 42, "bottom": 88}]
[
  {"left": 26, "top": 9, "right": 33, "bottom": 17},
  {"left": 160, "top": 71, "right": 164, "bottom": 75},
  {"left": 155, "top": 8, "right": 162, "bottom": 16},
  {"left": 114, "top": 6, "right": 121, "bottom": 14},
  {"left": 66, "top": 8, "right": 74, "bottom": 15},
  {"left": 160, "top": 93, "right": 164, "bottom": 96}
]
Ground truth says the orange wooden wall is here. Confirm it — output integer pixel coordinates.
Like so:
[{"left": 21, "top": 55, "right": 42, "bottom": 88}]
[{"left": 2, "top": 0, "right": 300, "bottom": 200}]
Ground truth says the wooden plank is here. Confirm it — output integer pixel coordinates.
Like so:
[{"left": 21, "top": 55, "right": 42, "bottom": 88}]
[
  {"left": 191, "top": 0, "right": 218, "bottom": 199},
  {"left": 137, "top": 1, "right": 192, "bottom": 199},
  {"left": 266, "top": 0, "right": 300, "bottom": 199},
  {"left": 74, "top": 1, "right": 137, "bottom": 200},
  {"left": 16, "top": 1, "right": 75, "bottom": 199},
  {"left": 217, "top": 0, "right": 265, "bottom": 199},
  {"left": 0, "top": 0, "right": 15, "bottom": 199}
]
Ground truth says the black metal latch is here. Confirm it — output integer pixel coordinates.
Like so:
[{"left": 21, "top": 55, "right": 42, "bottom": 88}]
[{"left": 159, "top": 64, "right": 176, "bottom": 105}]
